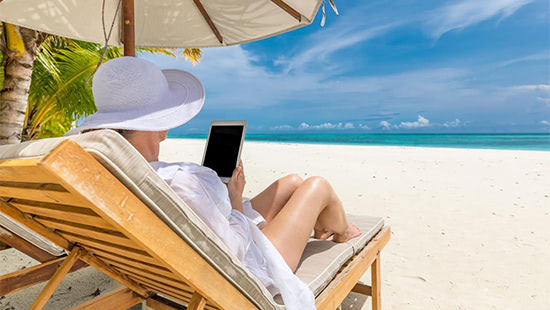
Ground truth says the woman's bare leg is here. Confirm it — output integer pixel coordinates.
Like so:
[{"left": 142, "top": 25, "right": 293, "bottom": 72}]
[
  {"left": 250, "top": 174, "right": 303, "bottom": 224},
  {"left": 261, "top": 176, "right": 360, "bottom": 271},
  {"left": 251, "top": 174, "right": 335, "bottom": 239}
]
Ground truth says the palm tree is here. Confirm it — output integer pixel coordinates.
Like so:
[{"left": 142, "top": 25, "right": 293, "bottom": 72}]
[
  {"left": 0, "top": 23, "right": 201, "bottom": 143},
  {"left": 0, "top": 23, "right": 47, "bottom": 144}
]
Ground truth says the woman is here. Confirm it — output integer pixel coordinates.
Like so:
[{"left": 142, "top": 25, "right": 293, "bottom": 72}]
[{"left": 72, "top": 57, "right": 360, "bottom": 309}]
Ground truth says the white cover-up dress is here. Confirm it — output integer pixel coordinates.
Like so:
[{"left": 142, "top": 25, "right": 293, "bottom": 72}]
[{"left": 150, "top": 161, "right": 315, "bottom": 310}]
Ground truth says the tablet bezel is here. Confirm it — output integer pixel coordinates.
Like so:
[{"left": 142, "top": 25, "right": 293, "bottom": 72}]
[{"left": 201, "top": 120, "right": 247, "bottom": 183}]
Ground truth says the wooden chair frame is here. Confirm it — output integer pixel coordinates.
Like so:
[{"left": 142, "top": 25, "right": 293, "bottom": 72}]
[{"left": 0, "top": 140, "right": 390, "bottom": 310}]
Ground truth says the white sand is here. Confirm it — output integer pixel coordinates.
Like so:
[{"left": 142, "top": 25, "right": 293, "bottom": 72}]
[{"left": 2, "top": 139, "right": 549, "bottom": 309}]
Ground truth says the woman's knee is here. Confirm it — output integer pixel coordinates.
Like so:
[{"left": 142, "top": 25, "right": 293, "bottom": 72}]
[
  {"left": 302, "top": 176, "right": 330, "bottom": 191},
  {"left": 280, "top": 173, "right": 303, "bottom": 191}
]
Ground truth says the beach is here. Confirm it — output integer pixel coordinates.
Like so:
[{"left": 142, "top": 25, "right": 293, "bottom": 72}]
[{"left": 1, "top": 139, "right": 549, "bottom": 309}]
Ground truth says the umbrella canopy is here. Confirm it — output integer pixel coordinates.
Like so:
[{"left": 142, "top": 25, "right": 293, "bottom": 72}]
[{"left": 0, "top": 0, "right": 322, "bottom": 48}]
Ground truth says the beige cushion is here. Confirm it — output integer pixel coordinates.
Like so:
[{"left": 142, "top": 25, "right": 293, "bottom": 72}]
[
  {"left": 0, "top": 213, "right": 66, "bottom": 257},
  {"left": 345, "top": 215, "right": 385, "bottom": 255},
  {"left": 295, "top": 215, "right": 384, "bottom": 296}
]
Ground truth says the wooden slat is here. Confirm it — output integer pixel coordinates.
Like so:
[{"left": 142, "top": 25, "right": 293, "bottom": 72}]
[
  {"left": 11, "top": 199, "right": 114, "bottom": 230},
  {"left": 99, "top": 256, "right": 178, "bottom": 280},
  {"left": 0, "top": 257, "right": 87, "bottom": 296},
  {"left": 0, "top": 224, "right": 57, "bottom": 262},
  {"left": 36, "top": 217, "right": 140, "bottom": 250},
  {"left": 371, "top": 254, "right": 381, "bottom": 310},
  {"left": 315, "top": 227, "right": 391, "bottom": 310},
  {"left": 29, "top": 247, "right": 82, "bottom": 310},
  {"left": 0, "top": 181, "right": 66, "bottom": 192},
  {"left": 271, "top": 0, "right": 301, "bottom": 21},
  {"left": 41, "top": 140, "right": 258, "bottom": 310},
  {"left": 192, "top": 0, "right": 223, "bottom": 44},
  {"left": 0, "top": 200, "right": 71, "bottom": 250},
  {"left": 0, "top": 186, "right": 87, "bottom": 207},
  {"left": 69, "top": 287, "right": 143, "bottom": 310},
  {"left": 351, "top": 282, "right": 372, "bottom": 296},
  {"left": 148, "top": 288, "right": 191, "bottom": 305},
  {"left": 114, "top": 263, "right": 190, "bottom": 291},
  {"left": 128, "top": 274, "right": 191, "bottom": 300},
  {"left": 0, "top": 157, "right": 58, "bottom": 183},
  {"left": 84, "top": 245, "right": 163, "bottom": 267},
  {"left": 92, "top": 249, "right": 171, "bottom": 274},
  {"left": 142, "top": 284, "right": 190, "bottom": 302},
  {"left": 146, "top": 296, "right": 186, "bottom": 310},
  {"left": 78, "top": 249, "right": 149, "bottom": 297},
  {"left": 146, "top": 290, "right": 218, "bottom": 310},
  {"left": 58, "top": 232, "right": 156, "bottom": 264},
  {"left": 0, "top": 241, "right": 9, "bottom": 250},
  {"left": 188, "top": 292, "right": 207, "bottom": 310}
]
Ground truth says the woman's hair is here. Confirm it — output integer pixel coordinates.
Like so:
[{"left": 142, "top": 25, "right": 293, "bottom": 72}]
[{"left": 81, "top": 128, "right": 135, "bottom": 139}]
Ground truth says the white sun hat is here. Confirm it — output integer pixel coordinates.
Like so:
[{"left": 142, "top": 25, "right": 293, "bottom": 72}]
[{"left": 67, "top": 56, "right": 204, "bottom": 135}]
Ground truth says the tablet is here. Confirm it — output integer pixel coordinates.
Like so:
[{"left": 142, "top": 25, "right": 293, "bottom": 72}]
[{"left": 202, "top": 120, "right": 247, "bottom": 183}]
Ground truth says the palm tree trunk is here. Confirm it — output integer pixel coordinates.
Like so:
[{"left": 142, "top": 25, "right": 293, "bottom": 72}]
[{"left": 0, "top": 23, "right": 47, "bottom": 145}]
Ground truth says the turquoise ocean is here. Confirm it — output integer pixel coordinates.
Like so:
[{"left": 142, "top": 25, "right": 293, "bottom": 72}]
[{"left": 168, "top": 133, "right": 550, "bottom": 151}]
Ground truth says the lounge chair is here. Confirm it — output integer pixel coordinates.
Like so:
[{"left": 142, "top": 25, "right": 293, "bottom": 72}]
[{"left": 0, "top": 130, "right": 390, "bottom": 310}]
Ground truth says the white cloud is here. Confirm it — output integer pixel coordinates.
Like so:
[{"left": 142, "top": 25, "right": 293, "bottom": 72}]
[
  {"left": 443, "top": 118, "right": 462, "bottom": 127},
  {"left": 276, "top": 23, "right": 398, "bottom": 73},
  {"left": 277, "top": 122, "right": 358, "bottom": 130},
  {"left": 379, "top": 116, "right": 468, "bottom": 130},
  {"left": 359, "top": 124, "right": 370, "bottom": 130},
  {"left": 541, "top": 120, "right": 550, "bottom": 125},
  {"left": 398, "top": 115, "right": 431, "bottom": 129},
  {"left": 313, "top": 122, "right": 341, "bottom": 129},
  {"left": 510, "top": 84, "right": 550, "bottom": 92},
  {"left": 427, "top": 0, "right": 533, "bottom": 38},
  {"left": 379, "top": 121, "right": 391, "bottom": 130},
  {"left": 497, "top": 51, "right": 550, "bottom": 68},
  {"left": 271, "top": 125, "right": 293, "bottom": 130},
  {"left": 537, "top": 97, "right": 550, "bottom": 104}
]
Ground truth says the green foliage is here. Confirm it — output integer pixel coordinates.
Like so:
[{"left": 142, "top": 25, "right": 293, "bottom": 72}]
[
  {"left": 23, "top": 38, "right": 201, "bottom": 140},
  {"left": 23, "top": 40, "right": 122, "bottom": 139}
]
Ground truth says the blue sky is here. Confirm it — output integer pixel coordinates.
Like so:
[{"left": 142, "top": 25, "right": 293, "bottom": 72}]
[{"left": 142, "top": 0, "right": 550, "bottom": 134}]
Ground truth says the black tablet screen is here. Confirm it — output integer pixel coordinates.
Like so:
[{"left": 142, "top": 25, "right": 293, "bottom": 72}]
[{"left": 203, "top": 125, "right": 244, "bottom": 178}]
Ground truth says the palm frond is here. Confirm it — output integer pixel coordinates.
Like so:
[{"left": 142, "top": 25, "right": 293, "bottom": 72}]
[
  {"left": 138, "top": 48, "right": 178, "bottom": 58},
  {"left": 182, "top": 48, "right": 202, "bottom": 64}
]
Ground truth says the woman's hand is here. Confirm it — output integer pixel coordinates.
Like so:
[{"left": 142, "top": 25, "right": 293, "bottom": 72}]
[{"left": 227, "top": 160, "right": 246, "bottom": 213}]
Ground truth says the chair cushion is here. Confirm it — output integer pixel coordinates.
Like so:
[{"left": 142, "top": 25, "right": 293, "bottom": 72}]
[
  {"left": 295, "top": 214, "right": 384, "bottom": 297},
  {"left": 0, "top": 213, "right": 66, "bottom": 257},
  {"left": 345, "top": 215, "right": 385, "bottom": 255}
]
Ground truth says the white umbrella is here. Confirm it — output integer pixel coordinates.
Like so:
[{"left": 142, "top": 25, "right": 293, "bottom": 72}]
[{"left": 0, "top": 0, "right": 325, "bottom": 54}]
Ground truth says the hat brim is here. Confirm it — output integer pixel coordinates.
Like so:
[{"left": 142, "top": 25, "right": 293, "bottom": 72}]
[{"left": 66, "top": 69, "right": 205, "bottom": 135}]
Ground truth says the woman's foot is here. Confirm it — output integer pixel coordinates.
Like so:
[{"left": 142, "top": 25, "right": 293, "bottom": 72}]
[
  {"left": 313, "top": 227, "right": 334, "bottom": 240},
  {"left": 332, "top": 224, "right": 361, "bottom": 243}
]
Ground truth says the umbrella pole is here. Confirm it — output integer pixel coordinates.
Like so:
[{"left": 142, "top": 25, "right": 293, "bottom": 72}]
[{"left": 122, "top": 0, "right": 135, "bottom": 56}]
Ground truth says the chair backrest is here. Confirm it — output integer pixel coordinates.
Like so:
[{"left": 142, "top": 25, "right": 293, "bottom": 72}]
[{"left": 0, "top": 130, "right": 279, "bottom": 310}]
